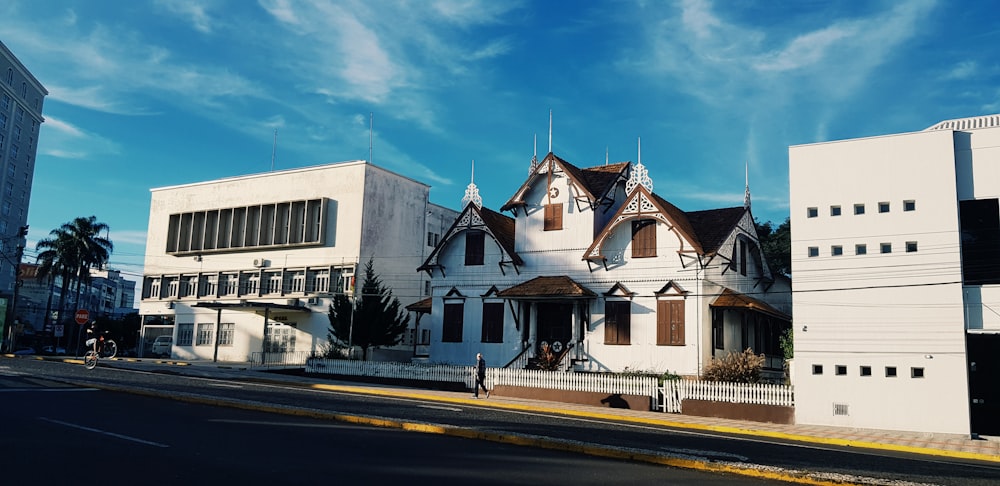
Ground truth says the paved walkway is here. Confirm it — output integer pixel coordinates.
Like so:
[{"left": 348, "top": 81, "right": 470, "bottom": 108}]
[{"left": 118, "top": 358, "right": 1000, "bottom": 464}]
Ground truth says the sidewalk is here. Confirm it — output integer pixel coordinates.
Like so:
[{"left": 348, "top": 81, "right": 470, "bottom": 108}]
[{"left": 136, "top": 358, "right": 1000, "bottom": 463}]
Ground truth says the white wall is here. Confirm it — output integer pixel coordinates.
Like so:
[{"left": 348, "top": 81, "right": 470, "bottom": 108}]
[{"left": 790, "top": 129, "right": 970, "bottom": 434}]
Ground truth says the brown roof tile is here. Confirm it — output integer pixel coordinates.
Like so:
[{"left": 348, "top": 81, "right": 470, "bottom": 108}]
[{"left": 498, "top": 276, "right": 597, "bottom": 298}]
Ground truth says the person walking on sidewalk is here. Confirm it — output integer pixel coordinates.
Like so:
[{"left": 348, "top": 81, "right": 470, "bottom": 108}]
[{"left": 474, "top": 353, "right": 490, "bottom": 399}]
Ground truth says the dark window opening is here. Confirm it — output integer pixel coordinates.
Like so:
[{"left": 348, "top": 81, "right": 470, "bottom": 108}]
[{"left": 465, "top": 230, "right": 485, "bottom": 266}]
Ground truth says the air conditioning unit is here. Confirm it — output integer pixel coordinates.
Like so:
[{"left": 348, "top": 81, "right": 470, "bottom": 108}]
[
  {"left": 306, "top": 297, "right": 320, "bottom": 305},
  {"left": 253, "top": 258, "right": 267, "bottom": 268}
]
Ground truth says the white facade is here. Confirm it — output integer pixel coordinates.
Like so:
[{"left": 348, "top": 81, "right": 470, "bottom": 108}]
[
  {"left": 138, "top": 161, "right": 457, "bottom": 362},
  {"left": 789, "top": 114, "right": 1000, "bottom": 435},
  {"left": 420, "top": 153, "right": 791, "bottom": 374}
]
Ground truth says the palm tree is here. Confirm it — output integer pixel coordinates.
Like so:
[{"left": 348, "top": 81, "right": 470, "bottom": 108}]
[{"left": 35, "top": 216, "right": 113, "bottom": 325}]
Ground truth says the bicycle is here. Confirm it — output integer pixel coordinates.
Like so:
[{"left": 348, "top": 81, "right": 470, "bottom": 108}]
[
  {"left": 83, "top": 333, "right": 117, "bottom": 369},
  {"left": 84, "top": 350, "right": 99, "bottom": 369}
]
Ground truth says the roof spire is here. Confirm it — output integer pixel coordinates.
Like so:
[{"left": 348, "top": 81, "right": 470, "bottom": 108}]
[
  {"left": 529, "top": 133, "right": 539, "bottom": 175},
  {"left": 462, "top": 160, "right": 483, "bottom": 208},
  {"left": 548, "top": 109, "right": 552, "bottom": 154},
  {"left": 625, "top": 136, "right": 653, "bottom": 194},
  {"left": 744, "top": 160, "right": 751, "bottom": 210}
]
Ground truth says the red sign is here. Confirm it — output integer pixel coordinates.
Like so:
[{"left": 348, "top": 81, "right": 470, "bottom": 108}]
[{"left": 74, "top": 309, "right": 89, "bottom": 325}]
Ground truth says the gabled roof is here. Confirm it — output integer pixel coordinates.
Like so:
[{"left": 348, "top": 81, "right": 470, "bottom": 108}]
[
  {"left": 497, "top": 275, "right": 597, "bottom": 299},
  {"left": 500, "top": 153, "right": 629, "bottom": 211},
  {"left": 685, "top": 206, "right": 747, "bottom": 254},
  {"left": 417, "top": 203, "right": 522, "bottom": 274},
  {"left": 584, "top": 185, "right": 752, "bottom": 263},
  {"left": 710, "top": 288, "right": 790, "bottom": 321}
]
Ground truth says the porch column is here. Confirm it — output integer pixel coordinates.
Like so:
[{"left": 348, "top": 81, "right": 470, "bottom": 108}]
[{"left": 528, "top": 302, "right": 537, "bottom": 346}]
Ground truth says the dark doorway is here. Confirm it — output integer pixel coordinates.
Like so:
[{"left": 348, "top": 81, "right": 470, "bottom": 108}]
[
  {"left": 968, "top": 333, "right": 1000, "bottom": 436},
  {"left": 536, "top": 302, "right": 572, "bottom": 353}
]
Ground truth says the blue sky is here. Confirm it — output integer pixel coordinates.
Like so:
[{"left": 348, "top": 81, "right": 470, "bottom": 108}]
[{"left": 2, "top": 0, "right": 999, "bottom": 288}]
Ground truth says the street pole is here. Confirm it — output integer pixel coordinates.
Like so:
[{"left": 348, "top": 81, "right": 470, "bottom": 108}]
[{"left": 347, "top": 295, "right": 354, "bottom": 359}]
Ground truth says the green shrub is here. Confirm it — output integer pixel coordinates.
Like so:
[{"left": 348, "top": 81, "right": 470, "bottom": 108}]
[{"left": 703, "top": 348, "right": 765, "bottom": 383}]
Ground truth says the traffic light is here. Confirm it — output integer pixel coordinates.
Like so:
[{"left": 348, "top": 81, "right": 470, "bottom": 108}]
[{"left": 17, "top": 225, "right": 27, "bottom": 237}]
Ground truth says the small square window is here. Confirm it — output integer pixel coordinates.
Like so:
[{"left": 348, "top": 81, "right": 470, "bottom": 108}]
[
  {"left": 831, "top": 245, "right": 843, "bottom": 256},
  {"left": 881, "top": 243, "right": 892, "bottom": 254},
  {"left": 906, "top": 241, "right": 918, "bottom": 253},
  {"left": 808, "top": 247, "right": 819, "bottom": 257},
  {"left": 879, "top": 202, "right": 890, "bottom": 213},
  {"left": 807, "top": 207, "right": 818, "bottom": 218},
  {"left": 860, "top": 366, "right": 872, "bottom": 376},
  {"left": 854, "top": 204, "right": 865, "bottom": 215},
  {"left": 830, "top": 206, "right": 841, "bottom": 216},
  {"left": 903, "top": 200, "right": 915, "bottom": 211},
  {"left": 812, "top": 364, "right": 823, "bottom": 375},
  {"left": 911, "top": 367, "right": 924, "bottom": 378},
  {"left": 885, "top": 366, "right": 897, "bottom": 377},
  {"left": 835, "top": 365, "right": 847, "bottom": 376},
  {"left": 855, "top": 244, "right": 867, "bottom": 255}
]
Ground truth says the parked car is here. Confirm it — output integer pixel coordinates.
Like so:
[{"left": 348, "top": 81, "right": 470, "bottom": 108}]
[
  {"left": 41, "top": 345, "right": 67, "bottom": 356},
  {"left": 150, "top": 336, "right": 172, "bottom": 357},
  {"left": 13, "top": 347, "right": 35, "bottom": 355}
]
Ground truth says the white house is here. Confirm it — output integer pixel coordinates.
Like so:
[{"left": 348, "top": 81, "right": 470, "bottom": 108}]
[
  {"left": 138, "top": 161, "right": 458, "bottom": 363},
  {"left": 417, "top": 150, "right": 791, "bottom": 376},
  {"left": 789, "top": 113, "right": 1000, "bottom": 436}
]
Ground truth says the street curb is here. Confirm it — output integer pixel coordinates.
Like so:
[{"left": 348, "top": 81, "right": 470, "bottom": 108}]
[{"left": 50, "top": 376, "right": 853, "bottom": 486}]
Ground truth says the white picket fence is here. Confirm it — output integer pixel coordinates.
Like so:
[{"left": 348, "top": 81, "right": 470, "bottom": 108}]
[
  {"left": 304, "top": 358, "right": 794, "bottom": 413},
  {"left": 659, "top": 379, "right": 795, "bottom": 413}
]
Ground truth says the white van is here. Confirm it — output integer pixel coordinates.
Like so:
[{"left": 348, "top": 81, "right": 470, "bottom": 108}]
[{"left": 151, "top": 335, "right": 173, "bottom": 357}]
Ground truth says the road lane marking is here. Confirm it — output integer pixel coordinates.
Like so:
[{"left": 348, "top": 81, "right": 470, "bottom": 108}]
[{"left": 38, "top": 417, "right": 169, "bottom": 447}]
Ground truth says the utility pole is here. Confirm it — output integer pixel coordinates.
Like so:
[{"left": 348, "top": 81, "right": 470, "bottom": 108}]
[{"left": 2, "top": 225, "right": 27, "bottom": 352}]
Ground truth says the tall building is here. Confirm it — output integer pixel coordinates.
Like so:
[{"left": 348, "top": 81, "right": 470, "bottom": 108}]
[
  {"left": 137, "top": 161, "right": 458, "bottom": 362},
  {"left": 0, "top": 40, "right": 47, "bottom": 351},
  {"left": 789, "top": 113, "right": 1000, "bottom": 436}
]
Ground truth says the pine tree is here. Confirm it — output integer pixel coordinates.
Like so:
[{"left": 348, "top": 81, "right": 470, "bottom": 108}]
[{"left": 327, "top": 257, "right": 410, "bottom": 360}]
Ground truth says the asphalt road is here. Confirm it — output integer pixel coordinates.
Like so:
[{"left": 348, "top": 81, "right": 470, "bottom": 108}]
[{"left": 4, "top": 357, "right": 1000, "bottom": 485}]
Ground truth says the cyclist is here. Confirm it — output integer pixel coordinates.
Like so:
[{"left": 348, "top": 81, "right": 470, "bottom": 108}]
[{"left": 85, "top": 320, "right": 102, "bottom": 355}]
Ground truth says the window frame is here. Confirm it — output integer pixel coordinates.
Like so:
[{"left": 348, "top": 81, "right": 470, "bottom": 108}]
[
  {"left": 442, "top": 301, "right": 464, "bottom": 343},
  {"left": 464, "top": 230, "right": 485, "bottom": 266},
  {"left": 656, "top": 299, "right": 685, "bottom": 346},
  {"left": 544, "top": 203, "right": 563, "bottom": 231},
  {"left": 481, "top": 301, "right": 504, "bottom": 343}
]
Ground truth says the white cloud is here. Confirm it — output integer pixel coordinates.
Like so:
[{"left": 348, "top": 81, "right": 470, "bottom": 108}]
[
  {"left": 109, "top": 230, "right": 149, "bottom": 246},
  {"left": 156, "top": 0, "right": 217, "bottom": 33}
]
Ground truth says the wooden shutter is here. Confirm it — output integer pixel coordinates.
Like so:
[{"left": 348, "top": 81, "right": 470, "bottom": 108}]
[
  {"left": 605, "top": 301, "right": 631, "bottom": 345},
  {"left": 657, "top": 300, "right": 685, "bottom": 345},
  {"left": 544, "top": 203, "right": 563, "bottom": 231},
  {"left": 632, "top": 219, "right": 656, "bottom": 258},
  {"left": 443, "top": 302, "right": 464, "bottom": 342},
  {"left": 465, "top": 230, "right": 485, "bottom": 265},
  {"left": 481, "top": 302, "right": 504, "bottom": 343}
]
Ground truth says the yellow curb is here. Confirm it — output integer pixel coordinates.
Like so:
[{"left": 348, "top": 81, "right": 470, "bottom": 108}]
[{"left": 305, "top": 383, "right": 1000, "bottom": 464}]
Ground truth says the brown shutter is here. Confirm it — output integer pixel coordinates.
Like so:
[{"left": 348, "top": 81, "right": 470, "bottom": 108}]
[
  {"left": 657, "top": 300, "right": 685, "bottom": 345},
  {"left": 544, "top": 203, "right": 563, "bottom": 231},
  {"left": 632, "top": 219, "right": 656, "bottom": 258}
]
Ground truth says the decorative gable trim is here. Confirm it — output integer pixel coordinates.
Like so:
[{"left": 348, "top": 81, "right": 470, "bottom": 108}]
[
  {"left": 481, "top": 285, "right": 501, "bottom": 298},
  {"left": 603, "top": 282, "right": 636, "bottom": 300},
  {"left": 655, "top": 281, "right": 689, "bottom": 297},
  {"left": 444, "top": 287, "right": 465, "bottom": 299},
  {"left": 417, "top": 204, "right": 522, "bottom": 277},
  {"left": 583, "top": 185, "right": 702, "bottom": 268}
]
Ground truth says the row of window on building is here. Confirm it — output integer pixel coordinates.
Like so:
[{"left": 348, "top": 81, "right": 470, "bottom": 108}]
[
  {"left": 807, "top": 241, "right": 918, "bottom": 257},
  {"left": 807, "top": 200, "right": 916, "bottom": 218},
  {"left": 4, "top": 67, "right": 39, "bottom": 110},
  {"left": 145, "top": 268, "right": 345, "bottom": 300},
  {"left": 812, "top": 363, "right": 925, "bottom": 378}
]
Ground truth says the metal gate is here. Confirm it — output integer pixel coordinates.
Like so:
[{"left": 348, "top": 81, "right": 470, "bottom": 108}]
[{"left": 967, "top": 332, "right": 1000, "bottom": 436}]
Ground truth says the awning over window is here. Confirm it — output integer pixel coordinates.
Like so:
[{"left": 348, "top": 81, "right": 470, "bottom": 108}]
[
  {"left": 405, "top": 297, "right": 432, "bottom": 314},
  {"left": 191, "top": 301, "right": 312, "bottom": 313},
  {"left": 710, "top": 288, "right": 790, "bottom": 321},
  {"left": 498, "top": 276, "right": 597, "bottom": 300}
]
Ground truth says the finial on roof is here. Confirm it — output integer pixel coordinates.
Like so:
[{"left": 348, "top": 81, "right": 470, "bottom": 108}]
[
  {"left": 605, "top": 146, "right": 609, "bottom": 165},
  {"left": 744, "top": 160, "right": 751, "bottom": 210},
  {"left": 548, "top": 109, "right": 552, "bottom": 154},
  {"left": 462, "top": 160, "right": 483, "bottom": 208},
  {"left": 529, "top": 134, "right": 539, "bottom": 175},
  {"left": 625, "top": 137, "right": 653, "bottom": 194}
]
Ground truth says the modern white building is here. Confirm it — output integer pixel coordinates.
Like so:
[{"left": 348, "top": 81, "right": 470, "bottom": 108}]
[
  {"left": 418, "top": 151, "right": 791, "bottom": 375},
  {"left": 789, "top": 113, "right": 1000, "bottom": 436},
  {"left": 138, "top": 161, "right": 457, "bottom": 363}
]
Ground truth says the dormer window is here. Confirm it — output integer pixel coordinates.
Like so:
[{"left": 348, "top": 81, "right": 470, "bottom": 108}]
[{"left": 544, "top": 203, "right": 563, "bottom": 231}]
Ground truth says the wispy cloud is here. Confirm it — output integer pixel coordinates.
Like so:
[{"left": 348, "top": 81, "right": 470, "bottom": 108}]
[
  {"left": 109, "top": 230, "right": 149, "bottom": 246},
  {"left": 39, "top": 116, "right": 121, "bottom": 159},
  {"left": 156, "top": 0, "right": 218, "bottom": 34}
]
